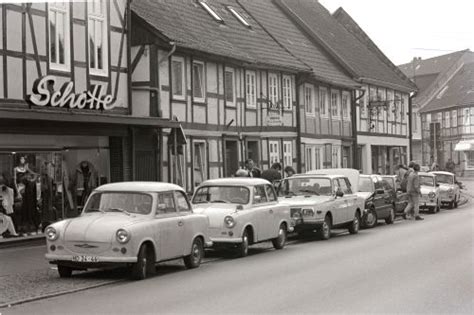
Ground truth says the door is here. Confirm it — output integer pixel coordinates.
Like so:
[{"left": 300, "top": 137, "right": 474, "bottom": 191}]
[
  {"left": 225, "top": 140, "right": 239, "bottom": 177},
  {"left": 338, "top": 178, "right": 355, "bottom": 222},
  {"left": 174, "top": 190, "right": 195, "bottom": 256},
  {"left": 154, "top": 191, "right": 183, "bottom": 260},
  {"left": 253, "top": 185, "right": 272, "bottom": 241},
  {"left": 247, "top": 140, "right": 260, "bottom": 165},
  {"left": 373, "top": 177, "right": 390, "bottom": 218},
  {"left": 264, "top": 184, "right": 281, "bottom": 238},
  {"left": 331, "top": 179, "right": 346, "bottom": 225}
]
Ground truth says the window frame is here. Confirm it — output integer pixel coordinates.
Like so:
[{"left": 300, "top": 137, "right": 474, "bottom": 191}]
[
  {"left": 87, "top": 0, "right": 109, "bottom": 77},
  {"left": 283, "top": 141, "right": 292, "bottom": 168},
  {"left": 192, "top": 60, "right": 206, "bottom": 103},
  {"left": 269, "top": 140, "right": 280, "bottom": 165},
  {"left": 304, "top": 84, "right": 315, "bottom": 116},
  {"left": 227, "top": 6, "right": 250, "bottom": 28},
  {"left": 224, "top": 67, "right": 236, "bottom": 107},
  {"left": 282, "top": 75, "right": 293, "bottom": 110},
  {"left": 341, "top": 91, "right": 350, "bottom": 119},
  {"left": 246, "top": 70, "right": 257, "bottom": 108},
  {"left": 193, "top": 140, "right": 207, "bottom": 188},
  {"left": 174, "top": 190, "right": 192, "bottom": 213},
  {"left": 171, "top": 56, "right": 186, "bottom": 101},
  {"left": 268, "top": 73, "right": 279, "bottom": 109},
  {"left": 48, "top": 2, "right": 71, "bottom": 72},
  {"left": 451, "top": 109, "right": 457, "bottom": 127},
  {"left": 330, "top": 90, "right": 341, "bottom": 119},
  {"left": 198, "top": 1, "right": 223, "bottom": 23},
  {"left": 319, "top": 87, "right": 329, "bottom": 118}
]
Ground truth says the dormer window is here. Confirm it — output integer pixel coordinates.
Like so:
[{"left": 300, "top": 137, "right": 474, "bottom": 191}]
[
  {"left": 199, "top": 1, "right": 223, "bottom": 23},
  {"left": 228, "top": 6, "right": 251, "bottom": 28}
]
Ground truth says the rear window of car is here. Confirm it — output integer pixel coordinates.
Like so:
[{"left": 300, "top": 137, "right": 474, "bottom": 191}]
[
  {"left": 192, "top": 186, "right": 250, "bottom": 205},
  {"left": 358, "top": 177, "right": 373, "bottom": 192}
]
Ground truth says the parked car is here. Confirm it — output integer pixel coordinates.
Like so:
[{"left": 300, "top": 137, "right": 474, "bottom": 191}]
[
  {"left": 45, "top": 182, "right": 211, "bottom": 280},
  {"left": 277, "top": 170, "right": 364, "bottom": 240},
  {"left": 381, "top": 175, "right": 409, "bottom": 216},
  {"left": 356, "top": 174, "right": 396, "bottom": 228},
  {"left": 192, "top": 178, "right": 293, "bottom": 257},
  {"left": 419, "top": 172, "right": 441, "bottom": 213},
  {"left": 431, "top": 171, "right": 461, "bottom": 209}
]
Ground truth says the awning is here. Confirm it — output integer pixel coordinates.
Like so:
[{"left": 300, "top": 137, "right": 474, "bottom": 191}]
[{"left": 454, "top": 140, "right": 474, "bottom": 151}]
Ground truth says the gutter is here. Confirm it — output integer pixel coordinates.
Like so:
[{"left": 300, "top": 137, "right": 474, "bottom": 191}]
[
  {"left": 352, "top": 88, "right": 366, "bottom": 170},
  {"left": 408, "top": 91, "right": 417, "bottom": 161}
]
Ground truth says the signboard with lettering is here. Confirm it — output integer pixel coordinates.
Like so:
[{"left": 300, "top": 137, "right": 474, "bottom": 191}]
[
  {"left": 27, "top": 75, "right": 118, "bottom": 111},
  {"left": 266, "top": 112, "right": 283, "bottom": 126}
]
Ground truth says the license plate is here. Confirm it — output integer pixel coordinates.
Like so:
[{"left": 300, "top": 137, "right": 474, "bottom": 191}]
[{"left": 72, "top": 255, "right": 99, "bottom": 262}]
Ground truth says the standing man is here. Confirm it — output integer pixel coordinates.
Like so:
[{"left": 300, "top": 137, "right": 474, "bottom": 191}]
[
  {"left": 445, "top": 158, "right": 455, "bottom": 175},
  {"left": 404, "top": 163, "right": 424, "bottom": 221},
  {"left": 244, "top": 159, "right": 261, "bottom": 178}
]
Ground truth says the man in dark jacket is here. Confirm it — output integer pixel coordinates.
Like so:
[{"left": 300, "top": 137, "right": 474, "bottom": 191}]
[
  {"left": 403, "top": 163, "right": 423, "bottom": 221},
  {"left": 261, "top": 162, "right": 282, "bottom": 184}
]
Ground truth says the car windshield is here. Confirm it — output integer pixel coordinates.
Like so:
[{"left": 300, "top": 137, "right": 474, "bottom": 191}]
[
  {"left": 278, "top": 177, "right": 332, "bottom": 196},
  {"left": 420, "top": 176, "right": 435, "bottom": 187},
  {"left": 382, "top": 177, "right": 395, "bottom": 189},
  {"left": 192, "top": 186, "right": 250, "bottom": 205},
  {"left": 435, "top": 174, "right": 453, "bottom": 184},
  {"left": 83, "top": 192, "right": 153, "bottom": 215},
  {"left": 358, "top": 177, "right": 374, "bottom": 192}
]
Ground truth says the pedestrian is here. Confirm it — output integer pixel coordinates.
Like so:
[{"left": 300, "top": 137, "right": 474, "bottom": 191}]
[
  {"left": 244, "top": 159, "right": 261, "bottom": 178},
  {"left": 431, "top": 159, "right": 439, "bottom": 171},
  {"left": 403, "top": 163, "right": 424, "bottom": 221},
  {"left": 395, "top": 164, "right": 408, "bottom": 184},
  {"left": 0, "top": 176, "right": 19, "bottom": 238},
  {"left": 261, "top": 162, "right": 282, "bottom": 184},
  {"left": 284, "top": 166, "right": 296, "bottom": 178},
  {"left": 234, "top": 168, "right": 251, "bottom": 177},
  {"left": 400, "top": 161, "right": 415, "bottom": 193},
  {"left": 445, "top": 158, "right": 455, "bottom": 175}
]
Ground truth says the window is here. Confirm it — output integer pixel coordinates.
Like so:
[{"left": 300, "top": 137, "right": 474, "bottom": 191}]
[
  {"left": 88, "top": 0, "right": 108, "bottom": 75},
  {"left": 319, "top": 87, "right": 328, "bottom": 117},
  {"left": 246, "top": 70, "right": 256, "bottom": 108},
  {"left": 394, "top": 93, "right": 401, "bottom": 121},
  {"left": 193, "top": 141, "right": 207, "bottom": 187},
  {"left": 436, "top": 85, "right": 449, "bottom": 99},
  {"left": 305, "top": 146, "right": 313, "bottom": 171},
  {"left": 332, "top": 146, "right": 340, "bottom": 168},
  {"left": 437, "top": 112, "right": 442, "bottom": 122},
  {"left": 445, "top": 111, "right": 451, "bottom": 128},
  {"left": 401, "top": 95, "right": 408, "bottom": 122},
  {"left": 269, "top": 141, "right": 280, "bottom": 164},
  {"left": 341, "top": 92, "right": 350, "bottom": 118},
  {"left": 268, "top": 73, "right": 279, "bottom": 109},
  {"left": 452, "top": 110, "right": 457, "bottom": 127},
  {"left": 304, "top": 84, "right": 314, "bottom": 115},
  {"left": 464, "top": 108, "right": 471, "bottom": 133},
  {"left": 198, "top": 1, "right": 223, "bottom": 22},
  {"left": 282, "top": 75, "right": 292, "bottom": 110},
  {"left": 265, "top": 185, "right": 277, "bottom": 202},
  {"left": 331, "top": 90, "right": 340, "bottom": 118},
  {"left": 228, "top": 6, "right": 250, "bottom": 28},
  {"left": 413, "top": 113, "right": 418, "bottom": 132},
  {"left": 193, "top": 61, "right": 205, "bottom": 102},
  {"left": 358, "top": 88, "right": 367, "bottom": 118},
  {"left": 386, "top": 90, "right": 394, "bottom": 121},
  {"left": 49, "top": 2, "right": 70, "bottom": 71},
  {"left": 175, "top": 191, "right": 191, "bottom": 212},
  {"left": 338, "top": 178, "right": 351, "bottom": 195},
  {"left": 253, "top": 186, "right": 267, "bottom": 204},
  {"left": 171, "top": 56, "right": 185, "bottom": 100},
  {"left": 283, "top": 141, "right": 292, "bottom": 167},
  {"left": 468, "top": 152, "right": 474, "bottom": 168},
  {"left": 225, "top": 68, "right": 235, "bottom": 106},
  {"left": 156, "top": 192, "right": 176, "bottom": 214}
]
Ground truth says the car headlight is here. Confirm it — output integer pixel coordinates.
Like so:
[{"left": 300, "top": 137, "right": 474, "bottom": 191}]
[
  {"left": 116, "top": 229, "right": 131, "bottom": 244},
  {"left": 224, "top": 216, "right": 235, "bottom": 228},
  {"left": 45, "top": 226, "right": 59, "bottom": 241},
  {"left": 448, "top": 188, "right": 453, "bottom": 194},
  {"left": 428, "top": 192, "right": 436, "bottom": 199},
  {"left": 302, "top": 208, "right": 315, "bottom": 217}
]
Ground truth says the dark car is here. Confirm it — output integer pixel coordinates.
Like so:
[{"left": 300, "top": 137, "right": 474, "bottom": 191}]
[
  {"left": 381, "top": 175, "right": 409, "bottom": 215},
  {"left": 357, "top": 175, "right": 396, "bottom": 228}
]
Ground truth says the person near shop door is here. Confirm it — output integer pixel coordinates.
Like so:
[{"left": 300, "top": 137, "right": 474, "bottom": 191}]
[
  {"left": 0, "top": 175, "right": 19, "bottom": 237},
  {"left": 403, "top": 163, "right": 423, "bottom": 221},
  {"left": 71, "top": 161, "right": 97, "bottom": 215}
]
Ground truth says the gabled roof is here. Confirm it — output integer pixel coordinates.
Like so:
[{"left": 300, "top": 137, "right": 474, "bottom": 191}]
[
  {"left": 398, "top": 50, "right": 467, "bottom": 78},
  {"left": 237, "top": 0, "right": 359, "bottom": 89},
  {"left": 131, "top": 0, "right": 309, "bottom": 72},
  {"left": 332, "top": 7, "right": 416, "bottom": 91},
  {"left": 419, "top": 61, "right": 474, "bottom": 113},
  {"left": 275, "top": 0, "right": 416, "bottom": 92}
]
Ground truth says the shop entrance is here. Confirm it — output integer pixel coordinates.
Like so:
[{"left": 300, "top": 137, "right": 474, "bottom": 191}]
[
  {"left": 224, "top": 140, "right": 239, "bottom": 177},
  {"left": 246, "top": 140, "right": 260, "bottom": 166}
]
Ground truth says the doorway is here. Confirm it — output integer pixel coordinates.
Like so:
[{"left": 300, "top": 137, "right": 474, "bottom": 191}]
[
  {"left": 246, "top": 140, "right": 260, "bottom": 167},
  {"left": 225, "top": 140, "right": 239, "bottom": 177}
]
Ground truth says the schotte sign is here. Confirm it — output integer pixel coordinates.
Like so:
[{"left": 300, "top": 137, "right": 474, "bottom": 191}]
[{"left": 27, "top": 75, "right": 118, "bottom": 110}]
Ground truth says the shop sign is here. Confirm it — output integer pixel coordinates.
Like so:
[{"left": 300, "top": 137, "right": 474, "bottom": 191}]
[
  {"left": 266, "top": 112, "right": 282, "bottom": 126},
  {"left": 27, "top": 75, "right": 117, "bottom": 110}
]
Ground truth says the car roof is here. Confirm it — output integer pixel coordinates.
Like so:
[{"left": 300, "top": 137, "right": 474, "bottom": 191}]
[
  {"left": 418, "top": 172, "right": 435, "bottom": 177},
  {"left": 95, "top": 182, "right": 184, "bottom": 192},
  {"left": 306, "top": 168, "right": 360, "bottom": 192},
  {"left": 431, "top": 171, "right": 454, "bottom": 176},
  {"left": 294, "top": 174, "right": 343, "bottom": 179},
  {"left": 381, "top": 175, "right": 396, "bottom": 179},
  {"left": 199, "top": 177, "right": 272, "bottom": 186}
]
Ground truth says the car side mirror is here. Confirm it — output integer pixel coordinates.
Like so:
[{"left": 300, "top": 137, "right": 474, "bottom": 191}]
[
  {"left": 335, "top": 189, "right": 344, "bottom": 198},
  {"left": 376, "top": 189, "right": 385, "bottom": 195},
  {"left": 436, "top": 183, "right": 440, "bottom": 187}
]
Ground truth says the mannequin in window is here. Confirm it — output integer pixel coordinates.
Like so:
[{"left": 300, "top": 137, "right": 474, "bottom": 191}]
[
  {"left": 71, "top": 161, "right": 96, "bottom": 215},
  {"left": 13, "top": 156, "right": 31, "bottom": 199},
  {"left": 20, "top": 172, "right": 39, "bottom": 235}
]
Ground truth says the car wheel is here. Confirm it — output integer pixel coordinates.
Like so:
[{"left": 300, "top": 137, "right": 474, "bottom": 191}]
[
  {"left": 364, "top": 208, "right": 377, "bottom": 228},
  {"left": 131, "top": 244, "right": 154, "bottom": 280},
  {"left": 57, "top": 265, "right": 73, "bottom": 278},
  {"left": 318, "top": 215, "right": 332, "bottom": 240},
  {"left": 385, "top": 207, "right": 395, "bottom": 224},
  {"left": 348, "top": 212, "right": 360, "bottom": 234},
  {"left": 237, "top": 230, "right": 250, "bottom": 258},
  {"left": 184, "top": 237, "right": 204, "bottom": 269},
  {"left": 272, "top": 224, "right": 287, "bottom": 250}
]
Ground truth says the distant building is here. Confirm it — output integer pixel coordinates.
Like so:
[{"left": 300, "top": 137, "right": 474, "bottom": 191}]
[{"left": 399, "top": 50, "right": 474, "bottom": 175}]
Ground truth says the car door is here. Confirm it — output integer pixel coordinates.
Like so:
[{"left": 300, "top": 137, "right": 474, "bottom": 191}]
[
  {"left": 174, "top": 190, "right": 195, "bottom": 257},
  {"left": 154, "top": 191, "right": 183, "bottom": 260},
  {"left": 331, "top": 179, "right": 346, "bottom": 225},
  {"left": 253, "top": 185, "right": 272, "bottom": 241},
  {"left": 339, "top": 177, "right": 357, "bottom": 222},
  {"left": 264, "top": 184, "right": 281, "bottom": 238},
  {"left": 372, "top": 177, "right": 388, "bottom": 217}
]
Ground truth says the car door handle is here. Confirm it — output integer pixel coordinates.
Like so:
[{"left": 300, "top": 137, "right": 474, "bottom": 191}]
[
  {"left": 178, "top": 221, "right": 184, "bottom": 227},
  {"left": 269, "top": 209, "right": 274, "bottom": 214}
]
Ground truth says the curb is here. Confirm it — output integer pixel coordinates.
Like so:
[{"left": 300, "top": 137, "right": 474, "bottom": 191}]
[
  {"left": 0, "top": 235, "right": 45, "bottom": 249},
  {"left": 0, "top": 279, "right": 123, "bottom": 309}
]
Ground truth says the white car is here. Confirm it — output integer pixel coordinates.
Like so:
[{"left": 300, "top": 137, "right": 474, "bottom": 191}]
[
  {"left": 277, "top": 169, "right": 364, "bottom": 240},
  {"left": 45, "top": 182, "right": 211, "bottom": 280},
  {"left": 192, "top": 178, "right": 293, "bottom": 257},
  {"left": 419, "top": 172, "right": 441, "bottom": 213},
  {"left": 431, "top": 171, "right": 461, "bottom": 209}
]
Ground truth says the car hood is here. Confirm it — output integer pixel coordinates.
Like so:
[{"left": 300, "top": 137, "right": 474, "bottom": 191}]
[
  {"left": 354, "top": 191, "right": 374, "bottom": 200},
  {"left": 438, "top": 184, "right": 454, "bottom": 191},
  {"left": 193, "top": 203, "right": 239, "bottom": 228},
  {"left": 62, "top": 213, "right": 147, "bottom": 243},
  {"left": 278, "top": 195, "right": 333, "bottom": 207},
  {"left": 421, "top": 186, "right": 437, "bottom": 195}
]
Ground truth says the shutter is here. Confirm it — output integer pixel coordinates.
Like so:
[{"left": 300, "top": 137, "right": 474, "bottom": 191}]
[
  {"left": 109, "top": 137, "right": 124, "bottom": 182},
  {"left": 134, "top": 129, "right": 157, "bottom": 181}
]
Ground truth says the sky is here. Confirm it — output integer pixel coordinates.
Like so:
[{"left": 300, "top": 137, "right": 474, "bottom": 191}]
[{"left": 319, "top": 0, "right": 474, "bottom": 65}]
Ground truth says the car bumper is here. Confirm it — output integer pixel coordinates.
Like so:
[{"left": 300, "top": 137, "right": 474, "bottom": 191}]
[
  {"left": 45, "top": 253, "right": 137, "bottom": 263},
  {"left": 419, "top": 199, "right": 437, "bottom": 208},
  {"left": 293, "top": 218, "right": 324, "bottom": 231},
  {"left": 209, "top": 237, "right": 242, "bottom": 244}
]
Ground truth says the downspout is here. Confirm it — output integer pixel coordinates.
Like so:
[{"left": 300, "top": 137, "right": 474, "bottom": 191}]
[
  {"left": 352, "top": 88, "right": 365, "bottom": 170},
  {"left": 295, "top": 76, "right": 304, "bottom": 174},
  {"left": 408, "top": 91, "right": 417, "bottom": 161}
]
